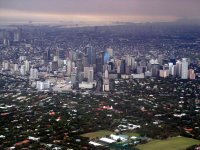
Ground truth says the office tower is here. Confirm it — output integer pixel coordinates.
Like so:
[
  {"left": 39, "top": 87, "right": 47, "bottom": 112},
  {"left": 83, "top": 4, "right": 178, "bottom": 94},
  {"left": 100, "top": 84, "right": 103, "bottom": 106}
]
[
  {"left": 137, "top": 66, "right": 143, "bottom": 74},
  {"left": 13, "top": 29, "right": 21, "bottom": 42},
  {"left": 189, "top": 69, "right": 195, "bottom": 80},
  {"left": 104, "top": 51, "right": 110, "bottom": 64},
  {"left": 176, "top": 60, "right": 182, "bottom": 76},
  {"left": 71, "top": 73, "right": 77, "bottom": 84},
  {"left": 83, "top": 55, "right": 89, "bottom": 67},
  {"left": 159, "top": 70, "right": 169, "bottom": 78},
  {"left": 76, "top": 59, "right": 83, "bottom": 73},
  {"left": 103, "top": 69, "right": 109, "bottom": 91},
  {"left": 3, "top": 39, "right": 10, "bottom": 46},
  {"left": 78, "top": 72, "right": 84, "bottom": 83},
  {"left": 52, "top": 61, "right": 58, "bottom": 71},
  {"left": 24, "top": 60, "right": 30, "bottom": 73},
  {"left": 130, "top": 56, "right": 136, "bottom": 69},
  {"left": 30, "top": 68, "right": 38, "bottom": 79},
  {"left": 106, "top": 48, "right": 114, "bottom": 57},
  {"left": 2, "top": 61, "right": 9, "bottom": 70},
  {"left": 125, "top": 55, "right": 132, "bottom": 67},
  {"left": 108, "top": 62, "right": 114, "bottom": 71},
  {"left": 67, "top": 59, "right": 72, "bottom": 76},
  {"left": 151, "top": 64, "right": 160, "bottom": 77},
  {"left": 20, "top": 65, "right": 26, "bottom": 76},
  {"left": 169, "top": 51, "right": 176, "bottom": 65},
  {"left": 120, "top": 59, "right": 126, "bottom": 74},
  {"left": 84, "top": 67, "right": 94, "bottom": 82},
  {"left": 14, "top": 64, "right": 19, "bottom": 72},
  {"left": 181, "top": 58, "right": 189, "bottom": 79},
  {"left": 96, "top": 51, "right": 104, "bottom": 72},
  {"left": 168, "top": 62, "right": 174, "bottom": 75},
  {"left": 88, "top": 69, "right": 94, "bottom": 82},
  {"left": 44, "top": 80, "right": 50, "bottom": 89},
  {"left": 19, "top": 56, "right": 26, "bottom": 61},
  {"left": 149, "top": 59, "right": 159, "bottom": 77},
  {"left": 85, "top": 45, "right": 96, "bottom": 65},
  {"left": 43, "top": 49, "right": 51, "bottom": 63},
  {"left": 36, "top": 81, "right": 44, "bottom": 91},
  {"left": 59, "top": 49, "right": 66, "bottom": 60}
]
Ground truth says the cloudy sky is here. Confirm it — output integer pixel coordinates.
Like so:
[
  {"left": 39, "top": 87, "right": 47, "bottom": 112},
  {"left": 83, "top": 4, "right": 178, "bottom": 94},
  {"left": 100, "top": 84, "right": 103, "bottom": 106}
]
[{"left": 0, "top": 0, "right": 200, "bottom": 23}]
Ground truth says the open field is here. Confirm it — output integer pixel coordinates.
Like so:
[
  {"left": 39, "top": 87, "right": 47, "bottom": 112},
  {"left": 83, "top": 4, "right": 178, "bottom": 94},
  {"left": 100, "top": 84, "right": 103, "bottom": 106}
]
[
  {"left": 81, "top": 130, "right": 114, "bottom": 139},
  {"left": 122, "top": 132, "right": 140, "bottom": 137},
  {"left": 136, "top": 136, "right": 200, "bottom": 150},
  {"left": 81, "top": 130, "right": 140, "bottom": 139}
]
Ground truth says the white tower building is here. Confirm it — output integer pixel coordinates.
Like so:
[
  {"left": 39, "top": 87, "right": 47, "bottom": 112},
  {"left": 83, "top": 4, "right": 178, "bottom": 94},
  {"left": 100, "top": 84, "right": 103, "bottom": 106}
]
[{"left": 181, "top": 58, "right": 189, "bottom": 79}]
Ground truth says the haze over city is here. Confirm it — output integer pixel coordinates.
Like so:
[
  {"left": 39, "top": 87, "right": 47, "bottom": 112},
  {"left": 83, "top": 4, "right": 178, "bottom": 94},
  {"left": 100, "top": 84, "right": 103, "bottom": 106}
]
[
  {"left": 0, "top": 0, "right": 200, "bottom": 24},
  {"left": 0, "top": 0, "right": 200, "bottom": 149}
]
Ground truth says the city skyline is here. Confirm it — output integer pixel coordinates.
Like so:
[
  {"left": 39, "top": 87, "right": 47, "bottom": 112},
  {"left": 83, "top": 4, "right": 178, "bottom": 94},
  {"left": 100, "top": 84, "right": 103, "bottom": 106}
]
[{"left": 0, "top": 0, "right": 200, "bottom": 24}]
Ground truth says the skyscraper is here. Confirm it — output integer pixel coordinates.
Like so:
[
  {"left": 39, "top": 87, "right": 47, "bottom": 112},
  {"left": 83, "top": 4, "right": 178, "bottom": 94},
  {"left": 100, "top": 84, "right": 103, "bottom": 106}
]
[
  {"left": 85, "top": 45, "right": 96, "bottom": 65},
  {"left": 67, "top": 59, "right": 72, "bottom": 76},
  {"left": 181, "top": 58, "right": 189, "bottom": 79},
  {"left": 24, "top": 60, "right": 30, "bottom": 73},
  {"left": 84, "top": 67, "right": 94, "bottom": 82},
  {"left": 103, "top": 69, "right": 109, "bottom": 92}
]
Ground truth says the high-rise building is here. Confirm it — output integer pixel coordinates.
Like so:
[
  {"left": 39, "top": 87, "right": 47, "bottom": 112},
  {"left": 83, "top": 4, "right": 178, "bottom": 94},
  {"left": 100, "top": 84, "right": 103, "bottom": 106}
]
[
  {"left": 67, "top": 59, "right": 72, "bottom": 76},
  {"left": 106, "top": 48, "right": 114, "bottom": 57},
  {"left": 88, "top": 69, "right": 94, "bottom": 82},
  {"left": 189, "top": 69, "right": 195, "bottom": 80},
  {"left": 24, "top": 60, "right": 30, "bottom": 73},
  {"left": 20, "top": 65, "right": 26, "bottom": 76},
  {"left": 85, "top": 45, "right": 96, "bottom": 65},
  {"left": 181, "top": 58, "right": 189, "bottom": 79},
  {"left": 168, "top": 62, "right": 174, "bottom": 75},
  {"left": 159, "top": 70, "right": 169, "bottom": 78},
  {"left": 176, "top": 60, "right": 182, "bottom": 76},
  {"left": 120, "top": 59, "right": 126, "bottom": 74},
  {"left": 84, "top": 67, "right": 94, "bottom": 82},
  {"left": 96, "top": 51, "right": 104, "bottom": 72},
  {"left": 103, "top": 69, "right": 109, "bottom": 92},
  {"left": 13, "top": 29, "right": 21, "bottom": 42},
  {"left": 30, "top": 68, "right": 38, "bottom": 79},
  {"left": 104, "top": 51, "right": 110, "bottom": 64},
  {"left": 76, "top": 59, "right": 83, "bottom": 73},
  {"left": 151, "top": 64, "right": 160, "bottom": 77},
  {"left": 14, "top": 64, "right": 19, "bottom": 72},
  {"left": 2, "top": 61, "right": 9, "bottom": 70}
]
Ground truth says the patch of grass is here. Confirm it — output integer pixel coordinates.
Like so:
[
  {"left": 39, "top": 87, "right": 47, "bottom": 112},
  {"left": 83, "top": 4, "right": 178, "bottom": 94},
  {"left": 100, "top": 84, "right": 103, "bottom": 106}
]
[
  {"left": 81, "top": 130, "right": 114, "bottom": 139},
  {"left": 136, "top": 136, "right": 200, "bottom": 150},
  {"left": 122, "top": 132, "right": 140, "bottom": 137}
]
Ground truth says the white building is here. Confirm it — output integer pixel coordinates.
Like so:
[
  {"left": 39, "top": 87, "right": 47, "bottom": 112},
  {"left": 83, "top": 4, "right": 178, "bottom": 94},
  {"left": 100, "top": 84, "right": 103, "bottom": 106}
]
[
  {"left": 24, "top": 60, "right": 30, "bottom": 73},
  {"left": 79, "top": 81, "right": 96, "bottom": 89},
  {"left": 103, "top": 69, "right": 109, "bottom": 92},
  {"left": 131, "top": 73, "right": 145, "bottom": 79},
  {"left": 36, "top": 81, "right": 44, "bottom": 91},
  {"left": 14, "top": 64, "right": 19, "bottom": 72},
  {"left": 30, "top": 68, "right": 38, "bottom": 79},
  {"left": 181, "top": 58, "right": 189, "bottom": 79},
  {"left": 67, "top": 59, "right": 72, "bottom": 76},
  {"left": 84, "top": 67, "right": 94, "bottom": 82},
  {"left": 20, "top": 65, "right": 26, "bottom": 76}
]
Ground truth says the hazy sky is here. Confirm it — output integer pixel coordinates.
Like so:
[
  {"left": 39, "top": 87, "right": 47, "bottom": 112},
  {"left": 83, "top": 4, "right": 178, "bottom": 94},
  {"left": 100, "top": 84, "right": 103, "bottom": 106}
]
[{"left": 0, "top": 0, "right": 200, "bottom": 23}]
